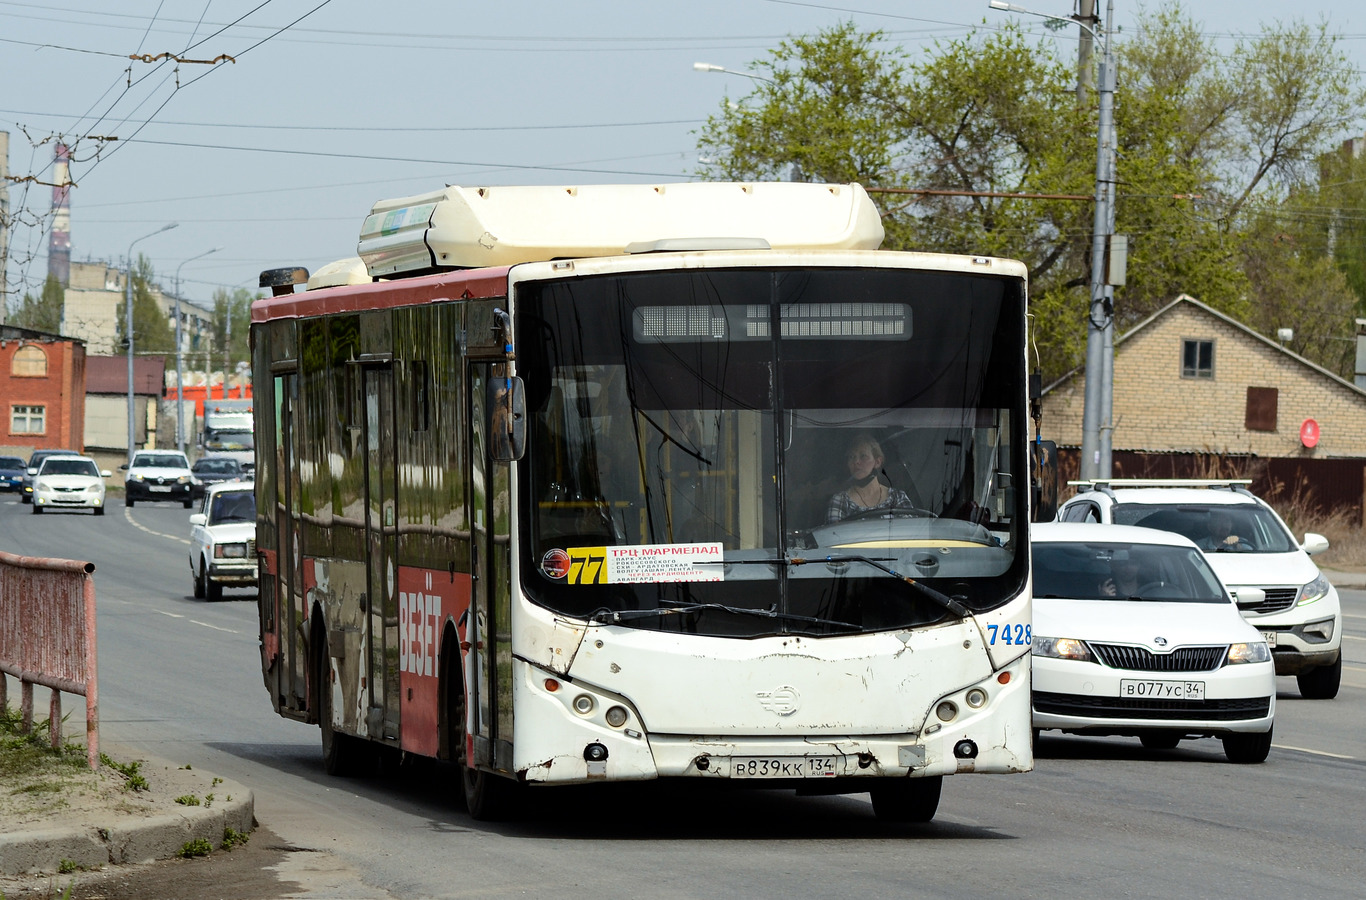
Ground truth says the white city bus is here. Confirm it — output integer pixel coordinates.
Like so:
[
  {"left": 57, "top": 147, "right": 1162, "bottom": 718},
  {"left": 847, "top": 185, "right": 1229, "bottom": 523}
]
[{"left": 252, "top": 182, "right": 1035, "bottom": 822}]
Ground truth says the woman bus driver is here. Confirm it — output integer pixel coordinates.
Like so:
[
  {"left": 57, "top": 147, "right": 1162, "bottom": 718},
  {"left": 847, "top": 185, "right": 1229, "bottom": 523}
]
[{"left": 826, "top": 434, "right": 915, "bottom": 523}]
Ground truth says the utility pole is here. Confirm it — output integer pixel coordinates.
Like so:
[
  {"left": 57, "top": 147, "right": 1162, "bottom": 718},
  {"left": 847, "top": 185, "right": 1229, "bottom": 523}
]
[
  {"left": 1080, "top": 0, "right": 1117, "bottom": 480},
  {"left": 1076, "top": 0, "right": 1097, "bottom": 103}
]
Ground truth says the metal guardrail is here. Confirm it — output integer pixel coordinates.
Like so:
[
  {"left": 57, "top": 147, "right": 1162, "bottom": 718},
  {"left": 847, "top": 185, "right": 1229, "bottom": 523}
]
[{"left": 0, "top": 550, "right": 99, "bottom": 768}]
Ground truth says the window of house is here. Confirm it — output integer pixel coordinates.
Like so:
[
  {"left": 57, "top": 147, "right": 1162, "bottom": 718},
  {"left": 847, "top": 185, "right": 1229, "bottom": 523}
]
[
  {"left": 11, "top": 405, "right": 46, "bottom": 434},
  {"left": 10, "top": 345, "right": 48, "bottom": 377},
  {"left": 1245, "top": 387, "right": 1278, "bottom": 432},
  {"left": 1181, "top": 339, "right": 1214, "bottom": 378}
]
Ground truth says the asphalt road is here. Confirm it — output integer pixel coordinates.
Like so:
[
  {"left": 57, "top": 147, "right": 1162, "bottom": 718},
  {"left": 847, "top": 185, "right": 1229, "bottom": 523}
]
[{"left": 2, "top": 494, "right": 1364, "bottom": 899}]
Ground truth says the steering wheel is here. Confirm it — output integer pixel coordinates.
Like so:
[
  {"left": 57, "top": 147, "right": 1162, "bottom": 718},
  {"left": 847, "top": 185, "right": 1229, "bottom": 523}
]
[
  {"left": 841, "top": 506, "right": 937, "bottom": 523},
  {"left": 1135, "top": 581, "right": 1167, "bottom": 596}
]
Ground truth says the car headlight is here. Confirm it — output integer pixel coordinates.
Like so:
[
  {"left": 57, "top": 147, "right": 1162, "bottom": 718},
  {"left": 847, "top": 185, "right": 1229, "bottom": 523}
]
[
  {"left": 177, "top": 475, "right": 191, "bottom": 484},
  {"left": 130, "top": 473, "right": 145, "bottom": 482},
  {"left": 1032, "top": 635, "right": 1095, "bottom": 662},
  {"left": 1298, "top": 572, "right": 1330, "bottom": 606},
  {"left": 1226, "top": 641, "right": 1271, "bottom": 665},
  {"left": 215, "top": 543, "right": 248, "bottom": 559}
]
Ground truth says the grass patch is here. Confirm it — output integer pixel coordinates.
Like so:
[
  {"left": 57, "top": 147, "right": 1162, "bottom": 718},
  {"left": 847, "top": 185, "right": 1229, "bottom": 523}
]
[
  {"left": 179, "top": 838, "right": 213, "bottom": 858},
  {"left": 221, "top": 826, "right": 250, "bottom": 851},
  {"left": 174, "top": 794, "right": 201, "bottom": 806}
]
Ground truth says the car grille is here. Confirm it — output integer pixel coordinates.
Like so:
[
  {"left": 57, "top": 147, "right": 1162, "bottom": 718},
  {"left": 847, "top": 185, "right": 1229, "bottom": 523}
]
[
  {"left": 1033, "top": 692, "right": 1271, "bottom": 721},
  {"left": 1239, "top": 587, "right": 1298, "bottom": 614},
  {"left": 1089, "top": 644, "right": 1227, "bottom": 672}
]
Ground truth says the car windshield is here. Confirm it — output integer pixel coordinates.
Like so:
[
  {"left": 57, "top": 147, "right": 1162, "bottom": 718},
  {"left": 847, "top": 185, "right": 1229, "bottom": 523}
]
[
  {"left": 209, "top": 491, "right": 255, "bottom": 524},
  {"left": 1113, "top": 502, "right": 1297, "bottom": 553},
  {"left": 1033, "top": 541, "right": 1228, "bottom": 602},
  {"left": 134, "top": 454, "right": 189, "bottom": 469},
  {"left": 205, "top": 430, "right": 253, "bottom": 452},
  {"left": 195, "top": 459, "right": 239, "bottom": 474},
  {"left": 40, "top": 459, "right": 99, "bottom": 477},
  {"left": 0, "top": 457, "right": 24, "bottom": 469}
]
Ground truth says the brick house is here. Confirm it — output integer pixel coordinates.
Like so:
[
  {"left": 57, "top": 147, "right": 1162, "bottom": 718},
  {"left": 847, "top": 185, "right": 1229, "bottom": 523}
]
[
  {"left": 1041, "top": 294, "right": 1366, "bottom": 520},
  {"left": 0, "top": 325, "right": 86, "bottom": 456}
]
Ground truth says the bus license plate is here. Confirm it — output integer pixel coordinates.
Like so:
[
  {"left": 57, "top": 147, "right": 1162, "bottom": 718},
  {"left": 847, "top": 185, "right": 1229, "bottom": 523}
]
[
  {"left": 732, "top": 756, "right": 838, "bottom": 778},
  {"left": 1119, "top": 679, "right": 1205, "bottom": 701}
]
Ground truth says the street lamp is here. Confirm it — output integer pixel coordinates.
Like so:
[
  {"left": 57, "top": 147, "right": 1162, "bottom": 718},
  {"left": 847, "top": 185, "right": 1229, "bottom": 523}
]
[
  {"left": 693, "top": 62, "right": 775, "bottom": 86},
  {"left": 990, "top": 0, "right": 1116, "bottom": 480},
  {"left": 125, "top": 223, "right": 178, "bottom": 466},
  {"left": 694, "top": 62, "right": 803, "bottom": 181},
  {"left": 173, "top": 248, "right": 220, "bottom": 455}
]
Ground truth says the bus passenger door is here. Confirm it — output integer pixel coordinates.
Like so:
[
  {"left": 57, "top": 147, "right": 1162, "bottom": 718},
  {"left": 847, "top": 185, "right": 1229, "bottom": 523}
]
[
  {"left": 268, "top": 371, "right": 309, "bottom": 715},
  {"left": 467, "top": 363, "right": 514, "bottom": 774},
  {"left": 361, "top": 364, "right": 400, "bottom": 742}
]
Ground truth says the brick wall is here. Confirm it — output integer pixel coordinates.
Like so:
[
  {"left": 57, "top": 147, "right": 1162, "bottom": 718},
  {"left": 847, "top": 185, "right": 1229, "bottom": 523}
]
[{"left": 0, "top": 336, "right": 87, "bottom": 453}]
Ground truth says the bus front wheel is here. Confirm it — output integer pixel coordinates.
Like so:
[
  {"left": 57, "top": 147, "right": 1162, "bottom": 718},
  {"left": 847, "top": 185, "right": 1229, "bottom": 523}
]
[
  {"left": 316, "top": 632, "right": 364, "bottom": 777},
  {"left": 870, "top": 775, "right": 942, "bottom": 823}
]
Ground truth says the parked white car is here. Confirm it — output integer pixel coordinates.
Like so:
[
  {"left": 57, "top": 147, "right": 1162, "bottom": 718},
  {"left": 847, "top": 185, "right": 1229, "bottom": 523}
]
[
  {"left": 31, "top": 455, "right": 111, "bottom": 515},
  {"left": 1057, "top": 480, "right": 1343, "bottom": 699},
  {"left": 188, "top": 481, "right": 256, "bottom": 601},
  {"left": 1032, "top": 522, "right": 1276, "bottom": 763}
]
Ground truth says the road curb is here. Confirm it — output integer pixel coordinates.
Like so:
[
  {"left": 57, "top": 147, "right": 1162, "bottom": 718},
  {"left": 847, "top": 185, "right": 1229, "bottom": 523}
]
[{"left": 0, "top": 777, "right": 254, "bottom": 875}]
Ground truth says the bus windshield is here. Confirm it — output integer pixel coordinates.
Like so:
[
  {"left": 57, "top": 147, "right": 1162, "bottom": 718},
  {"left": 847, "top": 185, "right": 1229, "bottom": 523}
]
[{"left": 515, "top": 266, "right": 1029, "bottom": 637}]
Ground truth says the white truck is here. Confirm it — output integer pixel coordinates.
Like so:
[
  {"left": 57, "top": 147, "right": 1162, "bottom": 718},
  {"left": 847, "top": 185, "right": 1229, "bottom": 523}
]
[{"left": 200, "top": 399, "right": 255, "bottom": 473}]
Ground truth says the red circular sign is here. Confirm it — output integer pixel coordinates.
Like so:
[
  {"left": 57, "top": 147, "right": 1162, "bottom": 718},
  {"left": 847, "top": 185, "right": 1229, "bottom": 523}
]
[
  {"left": 1300, "top": 418, "right": 1320, "bottom": 448},
  {"left": 541, "top": 548, "right": 571, "bottom": 580}
]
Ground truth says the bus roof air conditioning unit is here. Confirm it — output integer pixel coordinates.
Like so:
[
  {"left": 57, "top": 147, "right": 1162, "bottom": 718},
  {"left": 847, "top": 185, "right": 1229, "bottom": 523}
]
[{"left": 356, "top": 182, "right": 885, "bottom": 277}]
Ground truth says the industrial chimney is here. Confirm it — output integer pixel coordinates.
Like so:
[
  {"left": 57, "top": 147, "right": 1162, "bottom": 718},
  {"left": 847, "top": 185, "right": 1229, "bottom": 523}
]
[{"left": 49, "top": 143, "right": 71, "bottom": 286}]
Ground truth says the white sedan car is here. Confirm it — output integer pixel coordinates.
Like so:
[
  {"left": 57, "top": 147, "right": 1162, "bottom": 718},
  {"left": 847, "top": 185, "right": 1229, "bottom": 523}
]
[
  {"left": 188, "top": 481, "right": 256, "bottom": 601},
  {"left": 31, "top": 455, "right": 111, "bottom": 515},
  {"left": 1031, "top": 522, "right": 1275, "bottom": 763}
]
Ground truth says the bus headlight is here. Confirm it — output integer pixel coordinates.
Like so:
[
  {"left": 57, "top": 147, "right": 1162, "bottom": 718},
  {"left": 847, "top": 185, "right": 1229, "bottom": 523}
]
[
  {"left": 605, "top": 705, "right": 629, "bottom": 728},
  {"left": 936, "top": 701, "right": 958, "bottom": 722},
  {"left": 965, "top": 688, "right": 988, "bottom": 709},
  {"left": 572, "top": 694, "right": 595, "bottom": 715}
]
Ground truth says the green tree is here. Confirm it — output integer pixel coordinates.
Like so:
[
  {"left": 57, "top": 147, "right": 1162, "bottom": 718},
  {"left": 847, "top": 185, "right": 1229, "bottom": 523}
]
[
  {"left": 210, "top": 287, "right": 257, "bottom": 371},
  {"left": 116, "top": 255, "right": 175, "bottom": 364},
  {"left": 9, "top": 274, "right": 65, "bottom": 333},
  {"left": 696, "top": 7, "right": 1366, "bottom": 382}
]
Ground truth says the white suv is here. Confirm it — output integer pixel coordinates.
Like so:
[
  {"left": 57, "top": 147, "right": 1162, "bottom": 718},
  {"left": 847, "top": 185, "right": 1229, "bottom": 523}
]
[{"left": 1057, "top": 480, "right": 1342, "bottom": 699}]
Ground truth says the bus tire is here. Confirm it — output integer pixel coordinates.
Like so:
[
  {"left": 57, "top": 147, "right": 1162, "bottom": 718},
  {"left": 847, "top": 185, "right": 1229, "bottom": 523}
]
[
  {"left": 441, "top": 632, "right": 518, "bottom": 820},
  {"left": 870, "top": 775, "right": 942, "bottom": 823},
  {"left": 316, "top": 630, "right": 363, "bottom": 777}
]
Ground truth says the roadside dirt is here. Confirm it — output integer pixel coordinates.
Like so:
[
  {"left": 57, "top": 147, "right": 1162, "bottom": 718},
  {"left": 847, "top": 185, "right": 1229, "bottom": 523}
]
[{"left": 0, "top": 827, "right": 298, "bottom": 900}]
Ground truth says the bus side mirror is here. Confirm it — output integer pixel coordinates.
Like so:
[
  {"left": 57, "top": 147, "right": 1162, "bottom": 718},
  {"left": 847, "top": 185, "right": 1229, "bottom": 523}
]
[
  {"left": 1030, "top": 440, "right": 1058, "bottom": 522},
  {"left": 490, "top": 376, "right": 526, "bottom": 462}
]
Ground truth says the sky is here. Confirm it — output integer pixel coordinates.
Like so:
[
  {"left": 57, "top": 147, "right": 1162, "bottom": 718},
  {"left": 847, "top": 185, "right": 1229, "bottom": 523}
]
[{"left": 2, "top": 0, "right": 1364, "bottom": 316}]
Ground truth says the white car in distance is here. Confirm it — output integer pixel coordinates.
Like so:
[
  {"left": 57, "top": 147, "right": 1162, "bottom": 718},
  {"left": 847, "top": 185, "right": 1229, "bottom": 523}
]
[
  {"left": 1031, "top": 522, "right": 1276, "bottom": 763},
  {"left": 189, "top": 481, "right": 257, "bottom": 601},
  {"left": 31, "top": 455, "right": 111, "bottom": 515}
]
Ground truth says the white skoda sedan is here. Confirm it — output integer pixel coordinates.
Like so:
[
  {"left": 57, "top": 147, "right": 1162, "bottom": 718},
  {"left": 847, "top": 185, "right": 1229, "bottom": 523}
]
[{"left": 1031, "top": 523, "right": 1275, "bottom": 763}]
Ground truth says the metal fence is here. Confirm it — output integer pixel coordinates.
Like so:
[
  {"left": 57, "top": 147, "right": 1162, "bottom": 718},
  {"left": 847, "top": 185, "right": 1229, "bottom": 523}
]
[{"left": 0, "top": 550, "right": 99, "bottom": 768}]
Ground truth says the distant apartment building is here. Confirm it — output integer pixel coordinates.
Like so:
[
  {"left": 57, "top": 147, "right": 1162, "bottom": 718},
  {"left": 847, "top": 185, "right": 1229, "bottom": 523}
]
[{"left": 61, "top": 259, "right": 214, "bottom": 359}]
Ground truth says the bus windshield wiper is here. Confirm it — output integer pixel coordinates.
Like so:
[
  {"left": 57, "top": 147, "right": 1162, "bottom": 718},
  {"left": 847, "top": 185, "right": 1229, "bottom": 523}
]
[
  {"left": 587, "top": 603, "right": 860, "bottom": 632},
  {"left": 697, "top": 555, "right": 970, "bottom": 619}
]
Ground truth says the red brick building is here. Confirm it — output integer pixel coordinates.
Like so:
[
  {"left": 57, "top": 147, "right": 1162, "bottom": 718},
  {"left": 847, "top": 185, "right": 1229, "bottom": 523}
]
[{"left": 0, "top": 325, "right": 87, "bottom": 455}]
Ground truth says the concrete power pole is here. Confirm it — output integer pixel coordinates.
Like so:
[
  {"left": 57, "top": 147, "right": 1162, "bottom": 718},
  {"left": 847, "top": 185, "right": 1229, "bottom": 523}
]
[
  {"left": 1076, "top": 0, "right": 1097, "bottom": 103},
  {"left": 0, "top": 131, "right": 9, "bottom": 324}
]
